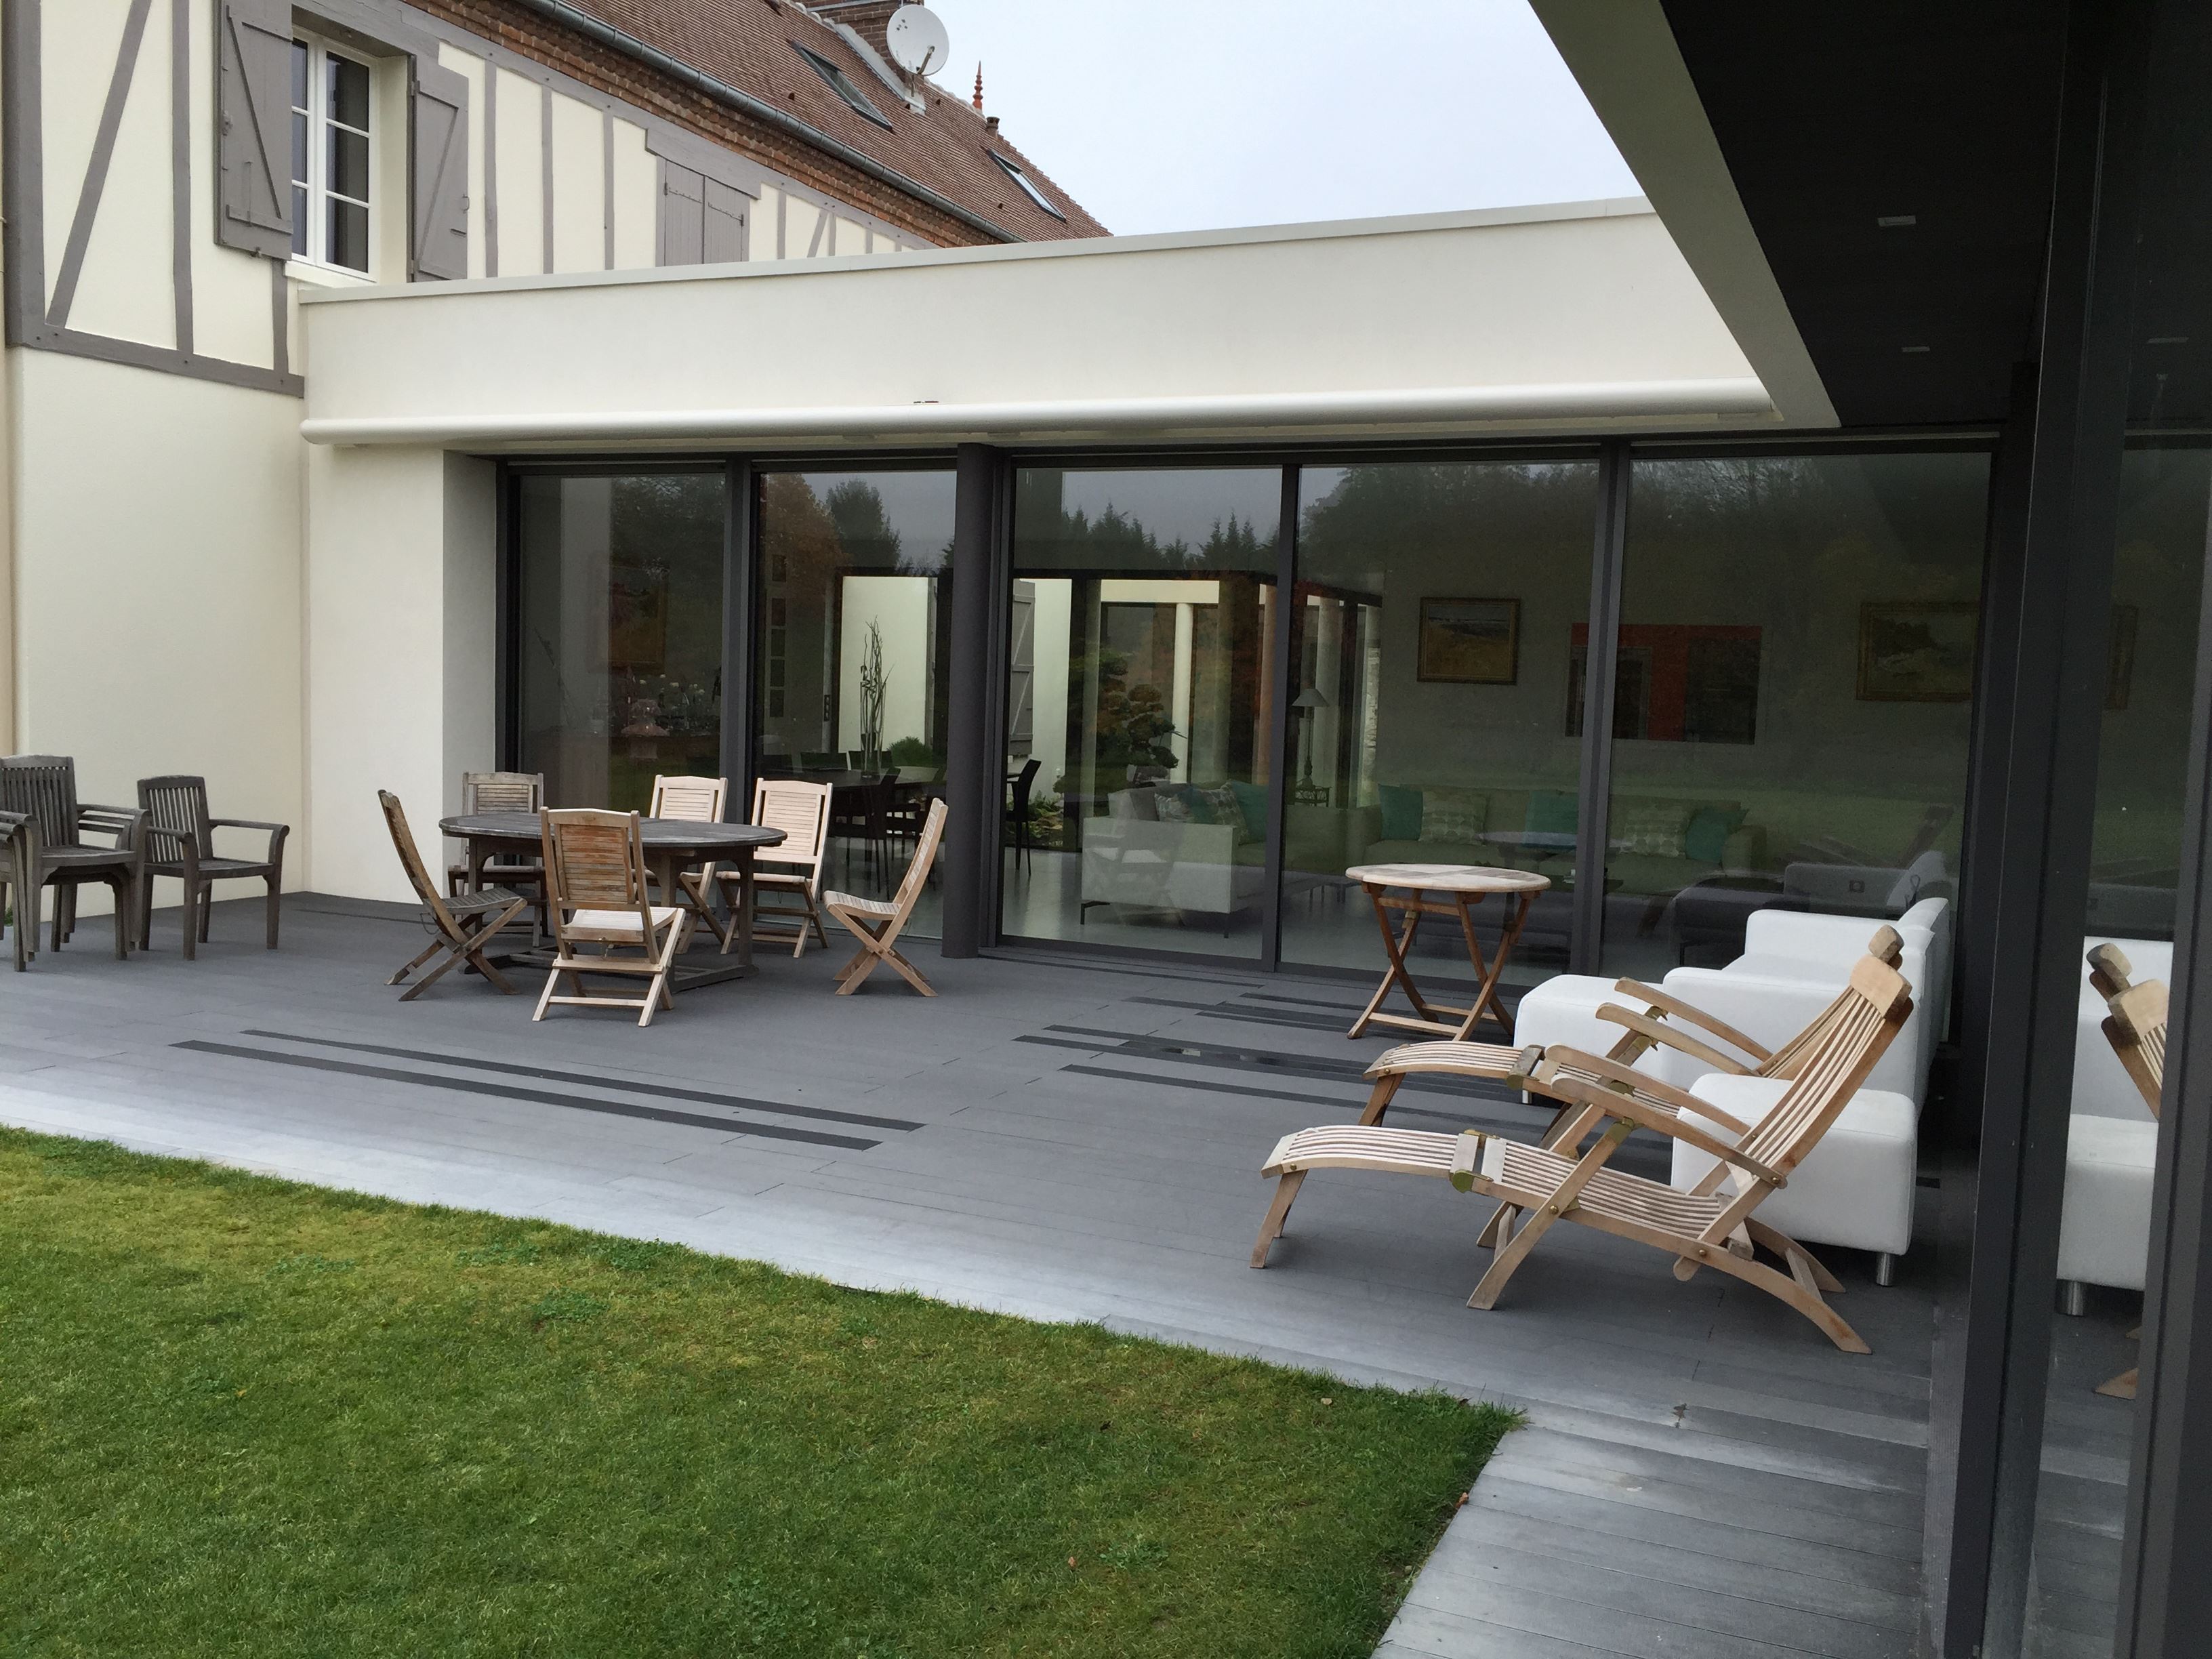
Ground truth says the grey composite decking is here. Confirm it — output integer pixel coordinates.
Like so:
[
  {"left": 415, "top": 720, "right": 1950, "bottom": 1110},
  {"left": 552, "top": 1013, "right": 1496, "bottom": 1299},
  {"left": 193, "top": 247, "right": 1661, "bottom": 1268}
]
[{"left": 0, "top": 893, "right": 2138, "bottom": 1657}]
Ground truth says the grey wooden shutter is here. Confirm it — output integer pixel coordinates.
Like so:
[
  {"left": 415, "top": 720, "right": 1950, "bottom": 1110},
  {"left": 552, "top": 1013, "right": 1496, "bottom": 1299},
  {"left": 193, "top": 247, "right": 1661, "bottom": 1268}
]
[
  {"left": 410, "top": 59, "right": 471, "bottom": 280},
  {"left": 216, "top": 0, "right": 293, "bottom": 256},
  {"left": 1006, "top": 582, "right": 1036, "bottom": 753},
  {"left": 703, "top": 179, "right": 748, "bottom": 263},
  {"left": 658, "top": 162, "right": 705, "bottom": 265}
]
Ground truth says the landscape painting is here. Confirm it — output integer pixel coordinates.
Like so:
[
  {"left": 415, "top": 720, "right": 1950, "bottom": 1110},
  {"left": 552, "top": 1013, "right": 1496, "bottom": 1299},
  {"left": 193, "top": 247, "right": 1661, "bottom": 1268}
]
[{"left": 1418, "top": 597, "right": 1520, "bottom": 684}]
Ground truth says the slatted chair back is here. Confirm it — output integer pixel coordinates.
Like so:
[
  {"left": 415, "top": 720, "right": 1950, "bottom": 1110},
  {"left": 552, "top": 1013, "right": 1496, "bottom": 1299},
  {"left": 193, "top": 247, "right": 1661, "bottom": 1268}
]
[
  {"left": 649, "top": 774, "right": 727, "bottom": 823},
  {"left": 2103, "top": 978, "right": 2169, "bottom": 1119},
  {"left": 1758, "top": 925, "right": 1907, "bottom": 1080},
  {"left": 380, "top": 791, "right": 463, "bottom": 937},
  {"left": 1730, "top": 953, "right": 1914, "bottom": 1190},
  {"left": 0, "top": 754, "right": 79, "bottom": 848},
  {"left": 2087, "top": 940, "right": 2139, "bottom": 1002},
  {"left": 541, "top": 808, "right": 653, "bottom": 921},
  {"left": 890, "top": 798, "right": 949, "bottom": 918},
  {"left": 753, "top": 778, "right": 833, "bottom": 874},
  {"left": 139, "top": 775, "right": 213, "bottom": 859},
  {"left": 462, "top": 771, "right": 543, "bottom": 815}
]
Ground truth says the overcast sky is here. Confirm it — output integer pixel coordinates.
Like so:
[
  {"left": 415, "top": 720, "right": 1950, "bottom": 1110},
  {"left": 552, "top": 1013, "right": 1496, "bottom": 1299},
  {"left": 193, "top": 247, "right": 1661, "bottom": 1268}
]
[{"left": 922, "top": 0, "right": 1641, "bottom": 236}]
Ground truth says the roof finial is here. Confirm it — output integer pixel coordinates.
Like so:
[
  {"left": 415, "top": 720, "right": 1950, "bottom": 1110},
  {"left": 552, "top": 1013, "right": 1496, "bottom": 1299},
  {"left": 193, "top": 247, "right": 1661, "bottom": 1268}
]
[{"left": 972, "top": 63, "right": 983, "bottom": 112}]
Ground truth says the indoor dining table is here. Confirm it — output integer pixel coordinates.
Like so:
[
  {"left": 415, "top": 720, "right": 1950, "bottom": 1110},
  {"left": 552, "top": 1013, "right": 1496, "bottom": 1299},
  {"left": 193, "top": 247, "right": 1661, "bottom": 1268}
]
[{"left": 440, "top": 811, "right": 786, "bottom": 990}]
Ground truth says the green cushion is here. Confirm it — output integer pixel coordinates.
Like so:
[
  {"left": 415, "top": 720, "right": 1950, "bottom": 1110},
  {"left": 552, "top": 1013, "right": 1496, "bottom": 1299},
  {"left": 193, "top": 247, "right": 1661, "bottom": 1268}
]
[
  {"left": 1418, "top": 787, "right": 1490, "bottom": 845},
  {"left": 1684, "top": 804, "right": 1748, "bottom": 864},
  {"left": 1525, "top": 790, "right": 1578, "bottom": 837},
  {"left": 1610, "top": 798, "right": 1694, "bottom": 859},
  {"left": 1228, "top": 779, "right": 1269, "bottom": 842},
  {"left": 1378, "top": 783, "right": 1423, "bottom": 842}
]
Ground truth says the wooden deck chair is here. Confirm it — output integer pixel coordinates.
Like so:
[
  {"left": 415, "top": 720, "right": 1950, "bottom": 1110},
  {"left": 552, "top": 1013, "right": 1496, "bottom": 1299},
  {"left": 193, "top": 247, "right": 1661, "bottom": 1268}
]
[
  {"left": 379, "top": 791, "right": 531, "bottom": 1001},
  {"left": 1358, "top": 926, "right": 1907, "bottom": 1133},
  {"left": 825, "top": 798, "right": 947, "bottom": 997},
  {"left": 535, "top": 808, "right": 686, "bottom": 1027},
  {"left": 724, "top": 778, "right": 833, "bottom": 956},
  {"left": 647, "top": 774, "right": 729, "bottom": 948},
  {"left": 2087, "top": 943, "right": 2167, "bottom": 1399},
  {"left": 1254, "top": 952, "right": 1914, "bottom": 1353}
]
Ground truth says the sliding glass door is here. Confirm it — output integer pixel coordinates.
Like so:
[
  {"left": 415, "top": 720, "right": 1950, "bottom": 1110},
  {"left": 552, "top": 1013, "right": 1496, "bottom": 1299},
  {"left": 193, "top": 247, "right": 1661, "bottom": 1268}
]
[
  {"left": 512, "top": 470, "right": 727, "bottom": 811},
  {"left": 1004, "top": 468, "right": 1282, "bottom": 958}
]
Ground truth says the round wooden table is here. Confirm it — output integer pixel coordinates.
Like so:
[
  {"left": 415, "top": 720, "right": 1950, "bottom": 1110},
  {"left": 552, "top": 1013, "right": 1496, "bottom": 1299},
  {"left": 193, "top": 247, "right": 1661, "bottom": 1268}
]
[
  {"left": 440, "top": 811, "right": 786, "bottom": 987},
  {"left": 1342, "top": 863, "right": 1553, "bottom": 1042}
]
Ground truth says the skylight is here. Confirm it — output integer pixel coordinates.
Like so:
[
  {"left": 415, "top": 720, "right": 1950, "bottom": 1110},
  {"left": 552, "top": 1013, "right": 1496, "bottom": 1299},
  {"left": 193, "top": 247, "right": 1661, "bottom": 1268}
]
[
  {"left": 793, "top": 43, "right": 893, "bottom": 131},
  {"left": 990, "top": 152, "right": 1064, "bottom": 221}
]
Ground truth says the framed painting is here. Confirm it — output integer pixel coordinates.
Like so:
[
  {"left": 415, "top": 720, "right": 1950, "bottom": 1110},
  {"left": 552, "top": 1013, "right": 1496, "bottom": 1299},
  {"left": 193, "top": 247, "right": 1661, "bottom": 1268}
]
[
  {"left": 1858, "top": 601, "right": 1978, "bottom": 702},
  {"left": 608, "top": 562, "right": 669, "bottom": 674},
  {"left": 1418, "top": 597, "right": 1520, "bottom": 684}
]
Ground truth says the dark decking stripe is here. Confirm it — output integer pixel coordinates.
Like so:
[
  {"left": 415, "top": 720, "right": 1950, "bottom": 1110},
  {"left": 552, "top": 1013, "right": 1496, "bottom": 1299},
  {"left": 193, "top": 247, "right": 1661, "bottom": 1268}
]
[
  {"left": 1041, "top": 1025, "right": 1524, "bottom": 1104},
  {"left": 1054, "top": 1063, "right": 1517, "bottom": 1128},
  {"left": 239, "top": 1028, "right": 920, "bottom": 1131},
  {"left": 175, "top": 1042, "right": 881, "bottom": 1151},
  {"left": 1122, "top": 996, "right": 1356, "bottom": 1032}
]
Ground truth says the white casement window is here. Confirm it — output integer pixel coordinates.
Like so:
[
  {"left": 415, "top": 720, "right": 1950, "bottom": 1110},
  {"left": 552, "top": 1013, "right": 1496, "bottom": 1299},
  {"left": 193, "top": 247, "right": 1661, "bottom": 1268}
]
[{"left": 290, "top": 37, "right": 373, "bottom": 273}]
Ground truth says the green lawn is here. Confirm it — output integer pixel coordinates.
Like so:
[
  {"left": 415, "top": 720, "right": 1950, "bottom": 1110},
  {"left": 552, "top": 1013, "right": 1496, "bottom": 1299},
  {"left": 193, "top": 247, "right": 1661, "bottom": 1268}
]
[{"left": 0, "top": 1129, "right": 1515, "bottom": 1658}]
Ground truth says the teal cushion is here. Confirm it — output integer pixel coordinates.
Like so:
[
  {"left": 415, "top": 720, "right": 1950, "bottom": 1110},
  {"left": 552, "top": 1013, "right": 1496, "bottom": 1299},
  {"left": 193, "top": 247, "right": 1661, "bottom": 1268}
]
[
  {"left": 1525, "top": 790, "right": 1578, "bottom": 837},
  {"left": 1684, "top": 805, "right": 1748, "bottom": 864},
  {"left": 1378, "top": 783, "right": 1423, "bottom": 842},
  {"left": 1228, "top": 779, "right": 1269, "bottom": 842}
]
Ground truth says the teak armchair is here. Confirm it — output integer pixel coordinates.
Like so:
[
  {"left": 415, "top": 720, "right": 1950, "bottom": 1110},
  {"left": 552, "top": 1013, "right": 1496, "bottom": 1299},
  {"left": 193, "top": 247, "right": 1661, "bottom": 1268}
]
[
  {"left": 728, "top": 777, "right": 833, "bottom": 956},
  {"left": 136, "top": 775, "right": 288, "bottom": 958},
  {"left": 0, "top": 754, "right": 143, "bottom": 958},
  {"left": 1, "top": 809, "right": 37, "bottom": 971},
  {"left": 1254, "top": 951, "right": 1915, "bottom": 1353},
  {"left": 447, "top": 771, "right": 547, "bottom": 933},
  {"left": 535, "top": 808, "right": 686, "bottom": 1027},
  {"left": 646, "top": 773, "right": 729, "bottom": 948},
  {"left": 825, "top": 797, "right": 946, "bottom": 996},
  {"left": 380, "top": 790, "right": 532, "bottom": 1000},
  {"left": 2086, "top": 942, "right": 2167, "bottom": 1399}
]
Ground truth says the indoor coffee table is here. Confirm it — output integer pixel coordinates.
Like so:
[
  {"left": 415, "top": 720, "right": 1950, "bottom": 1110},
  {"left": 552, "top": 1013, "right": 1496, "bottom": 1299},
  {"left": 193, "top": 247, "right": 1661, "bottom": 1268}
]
[
  {"left": 1343, "top": 863, "right": 1553, "bottom": 1042},
  {"left": 440, "top": 811, "right": 785, "bottom": 990}
]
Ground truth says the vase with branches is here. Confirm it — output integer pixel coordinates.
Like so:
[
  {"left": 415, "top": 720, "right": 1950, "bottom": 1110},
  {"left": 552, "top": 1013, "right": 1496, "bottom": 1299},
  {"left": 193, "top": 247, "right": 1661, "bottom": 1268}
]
[{"left": 858, "top": 621, "right": 888, "bottom": 771}]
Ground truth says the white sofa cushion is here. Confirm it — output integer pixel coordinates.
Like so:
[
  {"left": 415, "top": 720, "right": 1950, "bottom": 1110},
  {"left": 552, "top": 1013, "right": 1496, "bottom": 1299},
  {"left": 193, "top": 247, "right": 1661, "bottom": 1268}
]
[
  {"left": 2057, "top": 1115, "right": 2159, "bottom": 1291},
  {"left": 1664, "top": 962, "right": 1927, "bottom": 1102},
  {"left": 1674, "top": 1074, "right": 1919, "bottom": 1259}
]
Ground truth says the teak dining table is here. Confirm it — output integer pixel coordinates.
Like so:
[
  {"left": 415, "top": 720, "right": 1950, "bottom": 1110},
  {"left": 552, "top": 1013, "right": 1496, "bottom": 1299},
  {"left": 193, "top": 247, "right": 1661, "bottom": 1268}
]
[
  {"left": 440, "top": 811, "right": 785, "bottom": 991},
  {"left": 1342, "top": 862, "right": 1552, "bottom": 1042}
]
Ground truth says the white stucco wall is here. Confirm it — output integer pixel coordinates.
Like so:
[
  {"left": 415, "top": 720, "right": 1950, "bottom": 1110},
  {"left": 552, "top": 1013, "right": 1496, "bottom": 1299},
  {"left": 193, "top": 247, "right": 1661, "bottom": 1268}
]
[
  {"left": 9, "top": 352, "right": 304, "bottom": 901},
  {"left": 304, "top": 445, "right": 497, "bottom": 903},
  {"left": 300, "top": 203, "right": 1782, "bottom": 450}
]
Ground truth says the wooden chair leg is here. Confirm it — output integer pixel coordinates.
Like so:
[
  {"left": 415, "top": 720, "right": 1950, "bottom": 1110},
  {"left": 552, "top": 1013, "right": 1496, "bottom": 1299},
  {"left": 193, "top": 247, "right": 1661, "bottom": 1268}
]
[
  {"left": 266, "top": 877, "right": 281, "bottom": 949},
  {"left": 880, "top": 945, "right": 935, "bottom": 996},
  {"left": 400, "top": 943, "right": 470, "bottom": 1002},
  {"left": 2097, "top": 1367, "right": 2140, "bottom": 1399},
  {"left": 836, "top": 948, "right": 885, "bottom": 994},
  {"left": 1467, "top": 1202, "right": 1565, "bottom": 1309},
  {"left": 1250, "top": 1170, "right": 1307, "bottom": 1267},
  {"left": 1357, "top": 1073, "right": 1403, "bottom": 1127},
  {"left": 531, "top": 962, "right": 564, "bottom": 1021},
  {"left": 198, "top": 888, "right": 213, "bottom": 944},
  {"left": 1746, "top": 1218, "right": 1845, "bottom": 1294},
  {"left": 140, "top": 874, "right": 156, "bottom": 951},
  {"left": 389, "top": 938, "right": 446, "bottom": 985},
  {"left": 111, "top": 878, "right": 131, "bottom": 961},
  {"left": 1700, "top": 1245, "right": 1870, "bottom": 1354},
  {"left": 181, "top": 879, "right": 199, "bottom": 961}
]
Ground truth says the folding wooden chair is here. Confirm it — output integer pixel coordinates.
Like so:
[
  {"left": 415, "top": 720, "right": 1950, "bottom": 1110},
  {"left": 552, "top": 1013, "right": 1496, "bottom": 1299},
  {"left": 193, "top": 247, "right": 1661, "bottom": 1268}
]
[
  {"left": 722, "top": 777, "right": 833, "bottom": 956},
  {"left": 1357, "top": 926, "right": 1906, "bottom": 1136},
  {"left": 1254, "top": 951, "right": 1914, "bottom": 1353},
  {"left": 825, "top": 798, "right": 947, "bottom": 996},
  {"left": 535, "top": 808, "right": 686, "bottom": 1027},
  {"left": 380, "top": 791, "right": 531, "bottom": 1001},
  {"left": 2087, "top": 943, "right": 2167, "bottom": 1398},
  {"left": 647, "top": 774, "right": 729, "bottom": 948}
]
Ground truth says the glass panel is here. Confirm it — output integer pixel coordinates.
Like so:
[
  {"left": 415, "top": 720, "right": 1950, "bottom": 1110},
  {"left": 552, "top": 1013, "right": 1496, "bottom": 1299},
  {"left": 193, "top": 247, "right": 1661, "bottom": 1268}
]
[
  {"left": 756, "top": 471, "right": 954, "bottom": 926},
  {"left": 291, "top": 111, "right": 308, "bottom": 188},
  {"left": 1601, "top": 452, "right": 1990, "bottom": 980},
  {"left": 1004, "top": 468, "right": 1282, "bottom": 958},
  {"left": 514, "top": 474, "right": 726, "bottom": 814},
  {"left": 2024, "top": 0, "right": 2212, "bottom": 1640},
  {"left": 1281, "top": 461, "right": 1597, "bottom": 987},
  {"left": 327, "top": 125, "right": 369, "bottom": 205},
  {"left": 326, "top": 53, "right": 371, "bottom": 131},
  {"left": 327, "top": 198, "right": 369, "bottom": 273},
  {"left": 290, "top": 186, "right": 308, "bottom": 258},
  {"left": 291, "top": 40, "right": 309, "bottom": 112}
]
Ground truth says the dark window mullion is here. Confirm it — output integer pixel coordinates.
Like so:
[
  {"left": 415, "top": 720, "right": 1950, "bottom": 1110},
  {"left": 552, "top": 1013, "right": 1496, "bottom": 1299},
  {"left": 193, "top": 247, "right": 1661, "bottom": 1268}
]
[{"left": 1260, "top": 465, "right": 1300, "bottom": 971}]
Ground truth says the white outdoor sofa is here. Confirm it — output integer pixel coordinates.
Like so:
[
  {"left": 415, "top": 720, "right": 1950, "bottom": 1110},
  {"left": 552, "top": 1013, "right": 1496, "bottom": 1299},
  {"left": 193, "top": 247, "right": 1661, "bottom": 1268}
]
[{"left": 1512, "top": 898, "right": 1951, "bottom": 1281}]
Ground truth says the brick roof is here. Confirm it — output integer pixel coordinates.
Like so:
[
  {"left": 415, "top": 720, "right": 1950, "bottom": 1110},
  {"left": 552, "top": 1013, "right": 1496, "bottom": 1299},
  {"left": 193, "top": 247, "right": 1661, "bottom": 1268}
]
[{"left": 559, "top": 0, "right": 1109, "bottom": 241}]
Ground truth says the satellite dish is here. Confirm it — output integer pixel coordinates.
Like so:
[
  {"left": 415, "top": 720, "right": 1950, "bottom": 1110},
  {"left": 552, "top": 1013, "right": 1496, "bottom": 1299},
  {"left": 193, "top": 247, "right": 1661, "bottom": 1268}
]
[{"left": 886, "top": 5, "right": 949, "bottom": 77}]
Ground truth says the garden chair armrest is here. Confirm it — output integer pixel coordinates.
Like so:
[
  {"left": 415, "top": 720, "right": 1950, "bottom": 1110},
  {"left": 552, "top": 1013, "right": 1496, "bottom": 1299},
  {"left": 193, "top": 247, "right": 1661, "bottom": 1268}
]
[
  {"left": 1596, "top": 1005, "right": 1755, "bottom": 1075},
  {"left": 1539, "top": 1071, "right": 1783, "bottom": 1188},
  {"left": 1528, "top": 1046, "right": 1753, "bottom": 1133},
  {"left": 76, "top": 804, "right": 146, "bottom": 848},
  {"left": 211, "top": 818, "right": 290, "bottom": 860},
  {"left": 1610, "top": 979, "right": 1771, "bottom": 1062}
]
